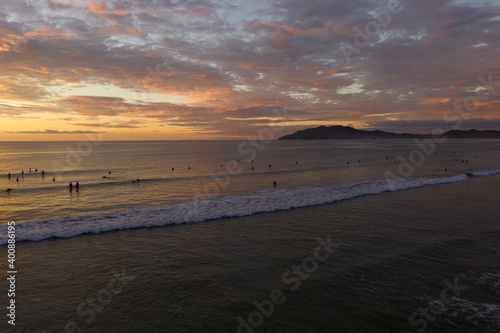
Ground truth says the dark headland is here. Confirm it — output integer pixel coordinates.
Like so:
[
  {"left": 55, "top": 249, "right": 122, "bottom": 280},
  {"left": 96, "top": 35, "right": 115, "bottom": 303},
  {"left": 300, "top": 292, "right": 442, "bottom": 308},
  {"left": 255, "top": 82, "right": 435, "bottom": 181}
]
[{"left": 278, "top": 125, "right": 500, "bottom": 140}]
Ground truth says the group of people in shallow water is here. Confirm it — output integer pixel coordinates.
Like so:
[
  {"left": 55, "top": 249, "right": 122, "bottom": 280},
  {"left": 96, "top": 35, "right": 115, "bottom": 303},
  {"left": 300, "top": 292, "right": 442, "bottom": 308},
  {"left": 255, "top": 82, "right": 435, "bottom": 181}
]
[
  {"left": 5, "top": 162, "right": 283, "bottom": 193},
  {"left": 8, "top": 169, "right": 46, "bottom": 181},
  {"left": 6, "top": 161, "right": 287, "bottom": 193},
  {"left": 6, "top": 168, "right": 50, "bottom": 192}
]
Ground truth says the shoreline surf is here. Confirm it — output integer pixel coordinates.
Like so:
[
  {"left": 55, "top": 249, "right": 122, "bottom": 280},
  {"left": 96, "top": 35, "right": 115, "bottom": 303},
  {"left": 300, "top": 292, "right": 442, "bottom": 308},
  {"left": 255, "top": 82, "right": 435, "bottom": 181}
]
[{"left": 2, "top": 169, "right": 499, "bottom": 245}]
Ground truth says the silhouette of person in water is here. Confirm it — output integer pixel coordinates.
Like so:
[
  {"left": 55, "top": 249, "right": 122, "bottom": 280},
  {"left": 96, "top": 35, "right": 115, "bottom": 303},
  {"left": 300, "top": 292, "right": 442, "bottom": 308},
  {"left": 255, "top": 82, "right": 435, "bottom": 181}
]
[
  {"left": 29, "top": 168, "right": 31, "bottom": 172},
  {"left": 8, "top": 173, "right": 11, "bottom": 179},
  {"left": 16, "top": 177, "right": 19, "bottom": 182},
  {"left": 76, "top": 182, "right": 79, "bottom": 188},
  {"left": 273, "top": 181, "right": 277, "bottom": 187},
  {"left": 69, "top": 182, "right": 73, "bottom": 188}
]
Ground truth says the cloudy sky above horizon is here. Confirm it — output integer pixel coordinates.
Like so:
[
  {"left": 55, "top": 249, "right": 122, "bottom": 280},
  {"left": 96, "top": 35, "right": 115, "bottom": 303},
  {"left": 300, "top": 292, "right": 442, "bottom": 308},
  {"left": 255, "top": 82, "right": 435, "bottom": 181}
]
[{"left": 1, "top": 0, "right": 500, "bottom": 140}]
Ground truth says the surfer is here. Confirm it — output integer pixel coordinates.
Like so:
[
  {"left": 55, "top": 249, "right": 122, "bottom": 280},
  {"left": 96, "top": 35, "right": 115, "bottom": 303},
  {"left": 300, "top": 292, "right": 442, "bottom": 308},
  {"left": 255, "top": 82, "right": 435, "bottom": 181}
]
[
  {"left": 76, "top": 182, "right": 80, "bottom": 188},
  {"left": 6, "top": 188, "right": 11, "bottom": 192},
  {"left": 69, "top": 182, "right": 73, "bottom": 188},
  {"left": 273, "top": 180, "right": 277, "bottom": 187},
  {"left": 16, "top": 177, "right": 19, "bottom": 182}
]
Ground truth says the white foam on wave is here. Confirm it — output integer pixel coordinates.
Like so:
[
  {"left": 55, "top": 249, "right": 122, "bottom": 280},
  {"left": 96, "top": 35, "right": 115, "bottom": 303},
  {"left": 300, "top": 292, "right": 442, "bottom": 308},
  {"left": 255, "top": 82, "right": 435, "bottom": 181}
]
[
  {"left": 448, "top": 297, "right": 500, "bottom": 327},
  {"left": 0, "top": 173, "right": 474, "bottom": 245},
  {"left": 470, "top": 169, "right": 500, "bottom": 177},
  {"left": 477, "top": 272, "right": 500, "bottom": 292}
]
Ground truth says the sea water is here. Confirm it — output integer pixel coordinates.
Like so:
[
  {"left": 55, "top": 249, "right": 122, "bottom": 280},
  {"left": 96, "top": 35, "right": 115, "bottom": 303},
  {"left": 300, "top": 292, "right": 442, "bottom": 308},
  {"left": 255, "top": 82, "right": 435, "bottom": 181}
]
[
  {"left": 0, "top": 139, "right": 499, "bottom": 243},
  {"left": 0, "top": 139, "right": 499, "bottom": 332}
]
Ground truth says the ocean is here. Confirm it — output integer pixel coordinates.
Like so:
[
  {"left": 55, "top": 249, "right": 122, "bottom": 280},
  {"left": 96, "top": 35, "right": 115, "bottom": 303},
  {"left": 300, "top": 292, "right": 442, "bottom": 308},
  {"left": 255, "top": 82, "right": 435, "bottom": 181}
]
[{"left": 1, "top": 139, "right": 499, "bottom": 332}]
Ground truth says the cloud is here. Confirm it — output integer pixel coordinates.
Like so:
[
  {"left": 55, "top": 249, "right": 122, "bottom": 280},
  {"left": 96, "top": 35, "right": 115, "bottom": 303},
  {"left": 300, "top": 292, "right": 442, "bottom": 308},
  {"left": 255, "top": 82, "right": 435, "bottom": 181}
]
[
  {"left": 73, "top": 120, "right": 145, "bottom": 128},
  {"left": 1, "top": 0, "right": 500, "bottom": 137},
  {"left": 366, "top": 118, "right": 500, "bottom": 133},
  {"left": 5, "top": 129, "right": 105, "bottom": 134}
]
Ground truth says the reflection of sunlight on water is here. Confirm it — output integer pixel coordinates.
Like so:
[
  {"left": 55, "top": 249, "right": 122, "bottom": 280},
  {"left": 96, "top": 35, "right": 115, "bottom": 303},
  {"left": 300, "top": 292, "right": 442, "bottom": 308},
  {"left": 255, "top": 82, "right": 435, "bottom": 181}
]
[{"left": 0, "top": 140, "right": 499, "bottom": 226}]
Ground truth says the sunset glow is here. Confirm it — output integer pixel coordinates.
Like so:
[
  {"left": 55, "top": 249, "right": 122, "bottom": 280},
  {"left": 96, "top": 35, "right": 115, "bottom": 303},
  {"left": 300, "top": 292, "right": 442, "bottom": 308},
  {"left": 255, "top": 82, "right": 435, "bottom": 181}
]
[{"left": 1, "top": 0, "right": 500, "bottom": 140}]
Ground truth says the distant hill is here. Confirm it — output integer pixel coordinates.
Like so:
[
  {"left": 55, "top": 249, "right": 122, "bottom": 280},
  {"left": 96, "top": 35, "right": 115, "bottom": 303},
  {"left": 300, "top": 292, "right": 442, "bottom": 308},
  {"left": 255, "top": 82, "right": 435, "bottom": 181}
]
[{"left": 278, "top": 125, "right": 500, "bottom": 140}]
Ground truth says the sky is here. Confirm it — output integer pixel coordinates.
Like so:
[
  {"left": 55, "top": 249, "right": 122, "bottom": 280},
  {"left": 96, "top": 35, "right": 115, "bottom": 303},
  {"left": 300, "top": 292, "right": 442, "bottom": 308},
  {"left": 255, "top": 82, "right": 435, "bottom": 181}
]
[{"left": 1, "top": 0, "right": 500, "bottom": 140}]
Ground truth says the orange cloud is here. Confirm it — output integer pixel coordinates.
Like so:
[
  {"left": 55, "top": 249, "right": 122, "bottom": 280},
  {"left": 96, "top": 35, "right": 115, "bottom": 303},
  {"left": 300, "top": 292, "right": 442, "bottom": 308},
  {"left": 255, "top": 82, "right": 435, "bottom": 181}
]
[
  {"left": 235, "top": 62, "right": 279, "bottom": 70},
  {"left": 18, "top": 66, "right": 52, "bottom": 75},
  {"left": 24, "top": 27, "right": 74, "bottom": 40},
  {"left": 126, "top": 27, "right": 141, "bottom": 36},
  {"left": 420, "top": 98, "right": 451, "bottom": 104},
  {"left": 87, "top": 0, "right": 128, "bottom": 15},
  {"left": 327, "top": 69, "right": 350, "bottom": 75}
]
